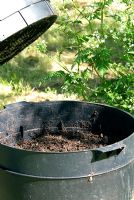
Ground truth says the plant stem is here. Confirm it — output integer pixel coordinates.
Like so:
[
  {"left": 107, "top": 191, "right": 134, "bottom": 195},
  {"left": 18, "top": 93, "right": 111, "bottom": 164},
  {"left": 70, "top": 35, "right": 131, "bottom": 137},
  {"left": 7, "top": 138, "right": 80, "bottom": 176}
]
[{"left": 100, "top": 0, "right": 105, "bottom": 38}]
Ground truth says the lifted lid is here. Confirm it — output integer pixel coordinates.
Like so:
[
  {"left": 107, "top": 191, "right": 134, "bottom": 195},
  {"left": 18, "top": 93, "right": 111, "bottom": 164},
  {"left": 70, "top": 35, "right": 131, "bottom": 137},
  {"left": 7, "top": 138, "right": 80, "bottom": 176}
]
[{"left": 0, "top": 0, "right": 57, "bottom": 65}]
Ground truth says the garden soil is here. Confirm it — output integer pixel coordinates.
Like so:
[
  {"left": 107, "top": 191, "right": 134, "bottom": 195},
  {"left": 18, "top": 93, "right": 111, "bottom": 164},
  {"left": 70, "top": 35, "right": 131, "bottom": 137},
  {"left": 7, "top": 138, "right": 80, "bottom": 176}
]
[{"left": 15, "top": 130, "right": 109, "bottom": 152}]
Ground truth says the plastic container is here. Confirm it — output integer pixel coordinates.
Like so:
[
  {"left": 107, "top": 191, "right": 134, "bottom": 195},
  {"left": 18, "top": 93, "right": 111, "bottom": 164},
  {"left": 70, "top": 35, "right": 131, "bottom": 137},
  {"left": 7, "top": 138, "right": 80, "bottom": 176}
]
[
  {"left": 0, "top": 0, "right": 57, "bottom": 65},
  {"left": 0, "top": 101, "right": 134, "bottom": 200}
]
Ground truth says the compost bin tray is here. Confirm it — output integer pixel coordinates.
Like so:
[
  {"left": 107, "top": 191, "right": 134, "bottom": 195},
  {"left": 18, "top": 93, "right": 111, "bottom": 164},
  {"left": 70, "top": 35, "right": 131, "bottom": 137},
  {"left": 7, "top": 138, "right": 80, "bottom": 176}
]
[{"left": 0, "top": 0, "right": 57, "bottom": 65}]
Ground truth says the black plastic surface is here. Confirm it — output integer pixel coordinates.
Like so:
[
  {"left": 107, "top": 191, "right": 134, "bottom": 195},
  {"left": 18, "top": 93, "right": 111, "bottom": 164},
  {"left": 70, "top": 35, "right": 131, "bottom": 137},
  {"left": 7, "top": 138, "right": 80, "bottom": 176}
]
[
  {"left": 0, "top": 0, "right": 57, "bottom": 65},
  {"left": 0, "top": 101, "right": 133, "bottom": 178},
  {"left": 0, "top": 101, "right": 134, "bottom": 200}
]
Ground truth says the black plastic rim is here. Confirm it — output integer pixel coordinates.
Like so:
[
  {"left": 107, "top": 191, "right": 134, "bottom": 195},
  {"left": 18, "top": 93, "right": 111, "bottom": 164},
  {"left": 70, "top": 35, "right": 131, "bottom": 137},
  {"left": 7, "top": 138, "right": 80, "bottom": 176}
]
[{"left": 0, "top": 15, "right": 57, "bottom": 65}]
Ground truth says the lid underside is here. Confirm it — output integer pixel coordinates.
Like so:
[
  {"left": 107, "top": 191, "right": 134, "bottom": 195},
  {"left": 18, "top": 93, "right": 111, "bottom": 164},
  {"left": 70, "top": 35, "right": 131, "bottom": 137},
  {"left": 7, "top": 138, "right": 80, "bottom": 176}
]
[{"left": 0, "top": 0, "right": 57, "bottom": 65}]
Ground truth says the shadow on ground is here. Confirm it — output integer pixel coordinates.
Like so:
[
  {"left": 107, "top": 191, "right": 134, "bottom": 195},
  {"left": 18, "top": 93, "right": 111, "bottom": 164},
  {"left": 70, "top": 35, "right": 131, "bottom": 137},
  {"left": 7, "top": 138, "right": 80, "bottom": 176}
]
[{"left": 0, "top": 54, "right": 63, "bottom": 92}]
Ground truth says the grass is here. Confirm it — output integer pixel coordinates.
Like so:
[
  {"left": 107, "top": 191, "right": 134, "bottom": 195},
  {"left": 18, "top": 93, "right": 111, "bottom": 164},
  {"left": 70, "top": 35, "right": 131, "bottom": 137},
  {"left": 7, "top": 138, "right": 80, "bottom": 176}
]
[{"left": 0, "top": 45, "right": 79, "bottom": 109}]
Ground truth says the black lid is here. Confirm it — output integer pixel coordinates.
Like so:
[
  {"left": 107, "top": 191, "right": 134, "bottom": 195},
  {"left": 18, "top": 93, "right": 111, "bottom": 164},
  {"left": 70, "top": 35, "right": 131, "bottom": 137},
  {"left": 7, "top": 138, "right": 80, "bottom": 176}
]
[{"left": 0, "top": 0, "right": 57, "bottom": 65}]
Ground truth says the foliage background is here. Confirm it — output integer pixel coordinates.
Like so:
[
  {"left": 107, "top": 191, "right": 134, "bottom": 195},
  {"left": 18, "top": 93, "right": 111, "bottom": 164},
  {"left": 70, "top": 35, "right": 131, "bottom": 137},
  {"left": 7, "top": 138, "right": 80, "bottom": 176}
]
[{"left": 0, "top": 0, "right": 134, "bottom": 114}]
